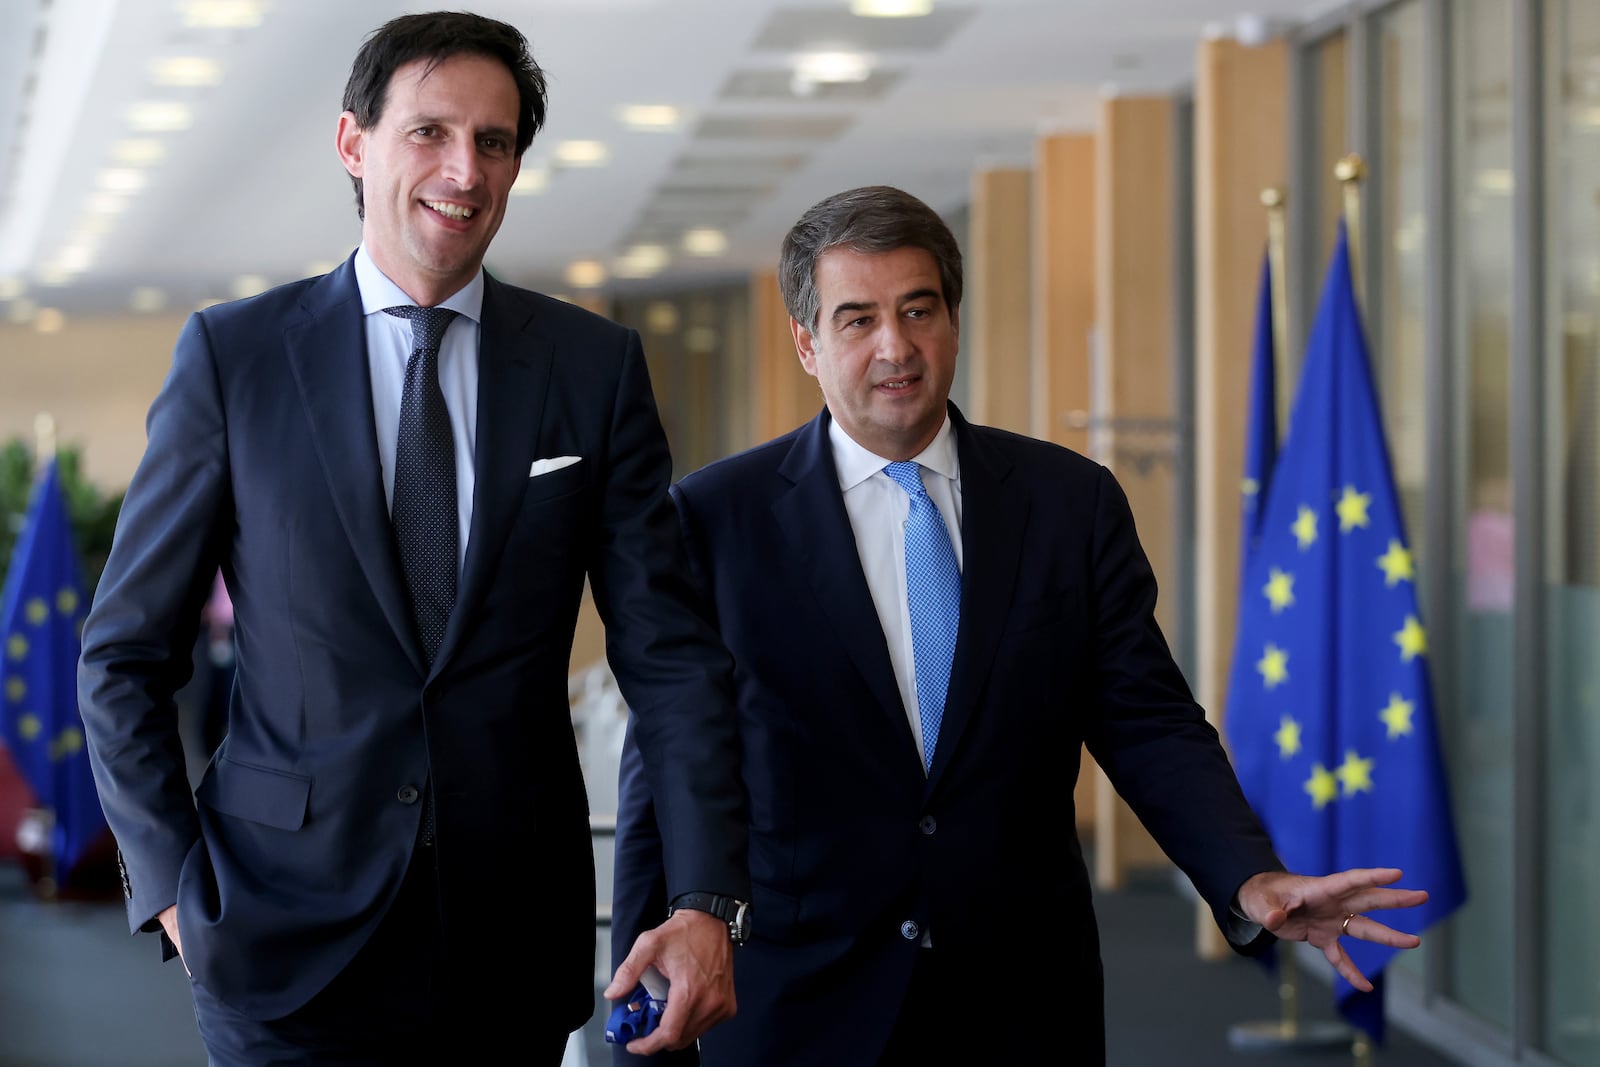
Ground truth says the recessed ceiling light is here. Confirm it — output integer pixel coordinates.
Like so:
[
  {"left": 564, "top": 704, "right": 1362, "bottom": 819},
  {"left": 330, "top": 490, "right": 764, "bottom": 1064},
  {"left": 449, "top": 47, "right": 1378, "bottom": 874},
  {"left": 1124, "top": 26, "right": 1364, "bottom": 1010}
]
[
  {"left": 0, "top": 277, "right": 23, "bottom": 301},
  {"left": 55, "top": 245, "right": 94, "bottom": 273},
  {"left": 511, "top": 167, "right": 549, "bottom": 195},
  {"left": 98, "top": 169, "right": 147, "bottom": 194},
  {"left": 35, "top": 308, "right": 66, "bottom": 334},
  {"left": 112, "top": 139, "right": 166, "bottom": 166},
  {"left": 86, "top": 192, "right": 130, "bottom": 215},
  {"left": 128, "top": 101, "right": 193, "bottom": 132},
  {"left": 613, "top": 244, "right": 670, "bottom": 279},
  {"left": 35, "top": 266, "right": 72, "bottom": 287},
  {"left": 152, "top": 57, "right": 223, "bottom": 87},
  {"left": 795, "top": 52, "right": 872, "bottom": 85},
  {"left": 682, "top": 228, "right": 727, "bottom": 257},
  {"left": 178, "top": 1, "right": 265, "bottom": 29},
  {"left": 553, "top": 141, "right": 609, "bottom": 166},
  {"left": 618, "top": 105, "right": 680, "bottom": 130},
  {"left": 129, "top": 287, "right": 167, "bottom": 313},
  {"left": 850, "top": 0, "right": 933, "bottom": 16},
  {"left": 565, "top": 260, "right": 608, "bottom": 288}
]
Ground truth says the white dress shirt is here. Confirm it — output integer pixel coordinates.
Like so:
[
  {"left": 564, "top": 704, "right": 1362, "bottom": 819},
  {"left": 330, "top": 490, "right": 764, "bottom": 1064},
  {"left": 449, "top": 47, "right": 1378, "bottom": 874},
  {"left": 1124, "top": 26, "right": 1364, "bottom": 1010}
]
[
  {"left": 354, "top": 246, "right": 481, "bottom": 570},
  {"left": 827, "top": 414, "right": 963, "bottom": 775}
]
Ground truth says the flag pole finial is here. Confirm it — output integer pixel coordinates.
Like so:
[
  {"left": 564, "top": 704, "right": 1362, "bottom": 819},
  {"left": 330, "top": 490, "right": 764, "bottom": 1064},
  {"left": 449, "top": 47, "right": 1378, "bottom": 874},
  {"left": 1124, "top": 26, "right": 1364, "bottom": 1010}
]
[
  {"left": 1335, "top": 154, "right": 1367, "bottom": 307},
  {"left": 33, "top": 411, "right": 56, "bottom": 471}
]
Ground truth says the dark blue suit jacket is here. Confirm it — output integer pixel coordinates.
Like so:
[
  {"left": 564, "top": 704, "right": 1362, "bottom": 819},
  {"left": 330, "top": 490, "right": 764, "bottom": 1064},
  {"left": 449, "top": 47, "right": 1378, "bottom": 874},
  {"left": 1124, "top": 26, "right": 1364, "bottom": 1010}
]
[
  {"left": 79, "top": 256, "right": 747, "bottom": 1029},
  {"left": 611, "top": 406, "right": 1279, "bottom": 1065}
]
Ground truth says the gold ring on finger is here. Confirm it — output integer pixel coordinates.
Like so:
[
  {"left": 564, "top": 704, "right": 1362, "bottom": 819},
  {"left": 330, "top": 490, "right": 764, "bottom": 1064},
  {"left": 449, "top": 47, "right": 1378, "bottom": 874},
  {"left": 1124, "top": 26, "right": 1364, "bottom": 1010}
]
[{"left": 1342, "top": 913, "right": 1356, "bottom": 936}]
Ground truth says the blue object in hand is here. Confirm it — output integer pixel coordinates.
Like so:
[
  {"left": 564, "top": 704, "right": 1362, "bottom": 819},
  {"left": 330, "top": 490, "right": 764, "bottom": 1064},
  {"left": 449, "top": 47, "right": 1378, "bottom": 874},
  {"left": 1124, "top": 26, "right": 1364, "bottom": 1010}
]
[{"left": 605, "top": 984, "right": 667, "bottom": 1045}]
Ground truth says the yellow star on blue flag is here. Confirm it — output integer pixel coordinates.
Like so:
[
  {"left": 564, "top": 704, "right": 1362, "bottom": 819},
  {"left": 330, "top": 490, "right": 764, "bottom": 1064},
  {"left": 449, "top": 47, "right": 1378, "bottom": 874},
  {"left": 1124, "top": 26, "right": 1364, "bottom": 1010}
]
[
  {"left": 1223, "top": 222, "right": 1466, "bottom": 1044},
  {"left": 0, "top": 459, "right": 108, "bottom": 877}
]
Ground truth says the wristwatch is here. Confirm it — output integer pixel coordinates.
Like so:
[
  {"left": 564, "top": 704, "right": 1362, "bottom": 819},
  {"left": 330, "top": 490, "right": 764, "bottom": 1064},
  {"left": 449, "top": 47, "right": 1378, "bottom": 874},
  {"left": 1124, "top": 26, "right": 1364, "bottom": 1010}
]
[{"left": 668, "top": 891, "right": 752, "bottom": 945}]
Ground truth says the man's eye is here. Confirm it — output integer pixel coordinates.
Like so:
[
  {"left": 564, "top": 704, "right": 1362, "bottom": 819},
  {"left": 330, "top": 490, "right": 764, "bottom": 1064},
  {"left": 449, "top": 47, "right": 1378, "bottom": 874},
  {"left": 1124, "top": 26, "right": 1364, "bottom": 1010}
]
[{"left": 413, "top": 126, "right": 437, "bottom": 138}]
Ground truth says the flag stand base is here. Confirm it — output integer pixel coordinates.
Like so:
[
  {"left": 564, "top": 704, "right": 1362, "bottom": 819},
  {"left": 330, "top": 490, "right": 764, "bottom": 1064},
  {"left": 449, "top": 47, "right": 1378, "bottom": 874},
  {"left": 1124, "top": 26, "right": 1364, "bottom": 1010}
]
[
  {"left": 1227, "top": 1018, "right": 1353, "bottom": 1051},
  {"left": 1227, "top": 956, "right": 1353, "bottom": 1052}
]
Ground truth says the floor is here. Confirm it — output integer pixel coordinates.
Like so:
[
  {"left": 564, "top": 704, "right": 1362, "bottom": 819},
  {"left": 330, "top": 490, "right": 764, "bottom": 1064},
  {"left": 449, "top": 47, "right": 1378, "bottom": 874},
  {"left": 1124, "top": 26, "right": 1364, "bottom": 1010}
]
[{"left": 0, "top": 856, "right": 1466, "bottom": 1067}]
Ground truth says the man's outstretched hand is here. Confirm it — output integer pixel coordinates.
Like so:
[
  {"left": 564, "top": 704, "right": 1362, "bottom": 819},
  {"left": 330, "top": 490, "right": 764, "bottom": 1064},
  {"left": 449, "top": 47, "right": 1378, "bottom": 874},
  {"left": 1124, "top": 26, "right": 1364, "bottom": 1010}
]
[{"left": 1237, "top": 867, "right": 1428, "bottom": 991}]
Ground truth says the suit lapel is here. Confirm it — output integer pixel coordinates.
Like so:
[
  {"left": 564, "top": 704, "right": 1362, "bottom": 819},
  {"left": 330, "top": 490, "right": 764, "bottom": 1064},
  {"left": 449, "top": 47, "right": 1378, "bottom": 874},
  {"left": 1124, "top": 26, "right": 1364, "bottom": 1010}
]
[
  {"left": 283, "top": 257, "right": 424, "bottom": 674},
  {"left": 771, "top": 412, "right": 909, "bottom": 736},
  {"left": 929, "top": 407, "right": 1029, "bottom": 782},
  {"left": 430, "top": 276, "right": 552, "bottom": 674}
]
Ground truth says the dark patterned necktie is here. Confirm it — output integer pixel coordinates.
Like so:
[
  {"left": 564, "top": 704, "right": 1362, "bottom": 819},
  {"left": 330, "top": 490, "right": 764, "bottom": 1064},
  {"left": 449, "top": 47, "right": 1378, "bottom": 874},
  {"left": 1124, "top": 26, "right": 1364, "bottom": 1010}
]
[{"left": 384, "top": 305, "right": 459, "bottom": 664}]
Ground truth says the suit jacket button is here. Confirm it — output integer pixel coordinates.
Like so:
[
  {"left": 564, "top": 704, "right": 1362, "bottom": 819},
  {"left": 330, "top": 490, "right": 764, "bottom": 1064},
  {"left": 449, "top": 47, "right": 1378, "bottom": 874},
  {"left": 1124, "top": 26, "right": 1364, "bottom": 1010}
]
[
  {"left": 900, "top": 920, "right": 920, "bottom": 941},
  {"left": 397, "top": 785, "right": 420, "bottom": 804},
  {"left": 918, "top": 815, "right": 937, "bottom": 835}
]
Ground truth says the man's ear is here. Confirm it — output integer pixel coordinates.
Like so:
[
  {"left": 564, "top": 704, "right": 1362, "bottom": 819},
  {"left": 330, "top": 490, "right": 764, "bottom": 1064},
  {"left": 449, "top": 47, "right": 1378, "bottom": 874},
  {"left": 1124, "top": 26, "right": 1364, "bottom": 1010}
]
[
  {"left": 335, "top": 111, "right": 365, "bottom": 178},
  {"left": 791, "top": 318, "right": 820, "bottom": 379}
]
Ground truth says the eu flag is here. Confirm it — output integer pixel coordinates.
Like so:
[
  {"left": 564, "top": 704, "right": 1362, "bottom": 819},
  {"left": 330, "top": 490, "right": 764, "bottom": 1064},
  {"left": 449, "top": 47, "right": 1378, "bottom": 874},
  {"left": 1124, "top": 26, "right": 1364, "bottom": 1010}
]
[
  {"left": 1241, "top": 245, "right": 1279, "bottom": 577},
  {"left": 0, "top": 458, "right": 107, "bottom": 877},
  {"left": 1223, "top": 222, "right": 1467, "bottom": 1041}
]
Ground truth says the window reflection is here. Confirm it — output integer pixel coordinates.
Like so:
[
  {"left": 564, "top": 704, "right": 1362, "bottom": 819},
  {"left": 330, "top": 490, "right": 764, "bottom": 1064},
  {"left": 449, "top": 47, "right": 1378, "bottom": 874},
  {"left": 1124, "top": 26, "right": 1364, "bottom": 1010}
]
[{"left": 1542, "top": 2, "right": 1600, "bottom": 1063}]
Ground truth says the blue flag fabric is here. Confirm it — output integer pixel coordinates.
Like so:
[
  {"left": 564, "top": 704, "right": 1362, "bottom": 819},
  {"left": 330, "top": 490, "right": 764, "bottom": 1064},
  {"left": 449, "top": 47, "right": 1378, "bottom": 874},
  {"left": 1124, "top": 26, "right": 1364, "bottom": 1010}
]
[
  {"left": 0, "top": 459, "right": 107, "bottom": 877},
  {"left": 1241, "top": 246, "right": 1279, "bottom": 575},
  {"left": 1223, "top": 222, "right": 1467, "bottom": 1042}
]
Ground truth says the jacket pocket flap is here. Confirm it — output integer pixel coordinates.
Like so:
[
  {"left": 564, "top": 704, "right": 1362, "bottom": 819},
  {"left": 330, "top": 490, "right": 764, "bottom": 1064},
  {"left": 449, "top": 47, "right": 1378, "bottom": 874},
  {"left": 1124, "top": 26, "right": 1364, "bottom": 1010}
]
[{"left": 196, "top": 756, "right": 311, "bottom": 831}]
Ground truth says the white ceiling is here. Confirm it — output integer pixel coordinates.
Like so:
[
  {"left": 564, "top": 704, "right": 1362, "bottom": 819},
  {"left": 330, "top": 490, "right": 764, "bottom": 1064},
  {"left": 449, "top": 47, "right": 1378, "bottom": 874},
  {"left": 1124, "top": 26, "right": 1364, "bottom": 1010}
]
[{"left": 0, "top": 0, "right": 1341, "bottom": 316}]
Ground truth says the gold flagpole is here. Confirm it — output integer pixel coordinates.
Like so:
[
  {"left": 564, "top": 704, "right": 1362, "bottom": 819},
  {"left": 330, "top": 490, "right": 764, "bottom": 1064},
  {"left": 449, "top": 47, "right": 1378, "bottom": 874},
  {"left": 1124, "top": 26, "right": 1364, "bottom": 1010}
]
[
  {"left": 1335, "top": 153, "right": 1368, "bottom": 309},
  {"left": 1261, "top": 186, "right": 1291, "bottom": 433},
  {"left": 1333, "top": 154, "right": 1374, "bottom": 1067}
]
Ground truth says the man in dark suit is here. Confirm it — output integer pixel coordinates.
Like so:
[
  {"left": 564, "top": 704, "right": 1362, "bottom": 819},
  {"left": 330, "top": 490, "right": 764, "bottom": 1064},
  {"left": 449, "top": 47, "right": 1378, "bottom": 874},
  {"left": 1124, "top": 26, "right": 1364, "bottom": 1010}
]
[
  {"left": 610, "top": 185, "right": 1429, "bottom": 1065},
  {"left": 78, "top": 12, "right": 747, "bottom": 1064}
]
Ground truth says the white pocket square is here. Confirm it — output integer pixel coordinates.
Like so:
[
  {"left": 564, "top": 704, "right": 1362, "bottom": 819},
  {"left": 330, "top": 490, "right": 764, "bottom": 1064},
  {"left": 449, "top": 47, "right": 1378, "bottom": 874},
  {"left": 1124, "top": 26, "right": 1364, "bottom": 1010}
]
[{"left": 529, "top": 456, "right": 582, "bottom": 477}]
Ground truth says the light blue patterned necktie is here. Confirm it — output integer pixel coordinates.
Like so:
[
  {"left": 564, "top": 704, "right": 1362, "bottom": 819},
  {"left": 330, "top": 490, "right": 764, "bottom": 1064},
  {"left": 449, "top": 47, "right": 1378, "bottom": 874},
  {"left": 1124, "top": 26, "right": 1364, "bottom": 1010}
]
[{"left": 882, "top": 461, "right": 961, "bottom": 771}]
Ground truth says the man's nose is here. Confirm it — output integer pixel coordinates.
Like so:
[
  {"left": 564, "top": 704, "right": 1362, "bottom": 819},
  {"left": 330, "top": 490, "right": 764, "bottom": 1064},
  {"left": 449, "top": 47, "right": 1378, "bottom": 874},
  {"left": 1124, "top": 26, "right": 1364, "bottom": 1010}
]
[{"left": 439, "top": 138, "right": 483, "bottom": 189}]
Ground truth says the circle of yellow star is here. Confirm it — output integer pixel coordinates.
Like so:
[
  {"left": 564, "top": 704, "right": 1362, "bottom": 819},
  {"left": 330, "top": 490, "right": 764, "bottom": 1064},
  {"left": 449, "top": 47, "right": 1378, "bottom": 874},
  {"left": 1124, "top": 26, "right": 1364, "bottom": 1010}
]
[
  {"left": 1380, "top": 693, "right": 1415, "bottom": 739},
  {"left": 1394, "top": 615, "right": 1428, "bottom": 661},
  {"left": 57, "top": 587, "right": 80, "bottom": 616},
  {"left": 1336, "top": 750, "right": 1376, "bottom": 795},
  {"left": 5, "top": 677, "right": 24, "bottom": 704},
  {"left": 1305, "top": 763, "right": 1340, "bottom": 809},
  {"left": 6, "top": 634, "right": 27, "bottom": 661},
  {"left": 1257, "top": 644, "right": 1290, "bottom": 689},
  {"left": 17, "top": 713, "right": 42, "bottom": 742},
  {"left": 1263, "top": 568, "right": 1295, "bottom": 613},
  {"left": 1336, "top": 485, "right": 1372, "bottom": 532},
  {"left": 1293, "top": 506, "right": 1318, "bottom": 550},
  {"left": 24, "top": 598, "right": 48, "bottom": 626},
  {"left": 1377, "top": 539, "right": 1414, "bottom": 586}
]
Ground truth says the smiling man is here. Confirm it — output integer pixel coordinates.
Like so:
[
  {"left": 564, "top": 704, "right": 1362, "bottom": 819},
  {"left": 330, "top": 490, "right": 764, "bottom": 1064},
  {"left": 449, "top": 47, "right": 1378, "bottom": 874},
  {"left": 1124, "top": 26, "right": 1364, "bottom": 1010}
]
[
  {"left": 78, "top": 11, "right": 748, "bottom": 1065},
  {"left": 609, "top": 185, "right": 1432, "bottom": 1066}
]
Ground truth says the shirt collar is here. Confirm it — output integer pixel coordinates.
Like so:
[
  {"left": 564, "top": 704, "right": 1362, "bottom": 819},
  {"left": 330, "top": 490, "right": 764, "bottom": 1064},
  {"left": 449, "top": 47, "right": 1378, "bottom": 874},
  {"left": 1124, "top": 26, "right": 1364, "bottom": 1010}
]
[
  {"left": 354, "top": 244, "right": 483, "bottom": 324},
  {"left": 827, "top": 410, "right": 958, "bottom": 492}
]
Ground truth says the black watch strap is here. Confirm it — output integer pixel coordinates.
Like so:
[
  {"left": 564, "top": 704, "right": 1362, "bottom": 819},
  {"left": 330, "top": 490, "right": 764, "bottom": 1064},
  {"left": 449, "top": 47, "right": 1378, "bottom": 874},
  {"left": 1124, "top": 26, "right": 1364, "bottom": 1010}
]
[{"left": 668, "top": 891, "right": 752, "bottom": 944}]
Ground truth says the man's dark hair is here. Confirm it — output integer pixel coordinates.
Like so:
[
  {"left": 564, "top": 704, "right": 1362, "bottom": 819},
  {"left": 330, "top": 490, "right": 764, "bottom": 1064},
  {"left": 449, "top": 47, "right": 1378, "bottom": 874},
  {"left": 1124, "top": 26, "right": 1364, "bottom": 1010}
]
[
  {"left": 342, "top": 11, "right": 548, "bottom": 218},
  {"left": 778, "top": 185, "right": 964, "bottom": 331}
]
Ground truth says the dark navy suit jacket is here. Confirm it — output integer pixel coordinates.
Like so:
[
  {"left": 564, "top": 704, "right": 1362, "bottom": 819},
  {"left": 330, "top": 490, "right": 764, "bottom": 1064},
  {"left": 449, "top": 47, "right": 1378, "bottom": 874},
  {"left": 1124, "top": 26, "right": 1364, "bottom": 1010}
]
[
  {"left": 79, "top": 256, "right": 748, "bottom": 1031},
  {"left": 611, "top": 405, "right": 1279, "bottom": 1065}
]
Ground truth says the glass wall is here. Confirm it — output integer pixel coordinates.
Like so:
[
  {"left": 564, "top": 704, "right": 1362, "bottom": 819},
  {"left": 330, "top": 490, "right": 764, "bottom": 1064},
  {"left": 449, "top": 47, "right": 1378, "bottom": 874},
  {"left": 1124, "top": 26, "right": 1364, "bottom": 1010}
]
[
  {"left": 1374, "top": 1, "right": 1429, "bottom": 556},
  {"left": 1446, "top": 0, "right": 1516, "bottom": 1036},
  {"left": 1541, "top": 2, "right": 1600, "bottom": 1062}
]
